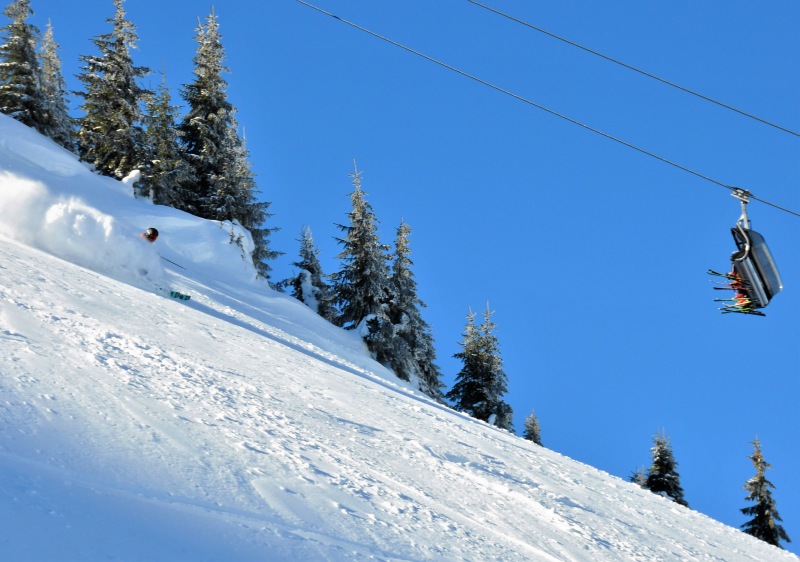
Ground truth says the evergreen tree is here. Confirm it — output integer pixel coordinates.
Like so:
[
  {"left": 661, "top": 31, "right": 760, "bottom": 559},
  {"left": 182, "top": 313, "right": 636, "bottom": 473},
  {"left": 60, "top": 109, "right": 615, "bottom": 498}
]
[
  {"left": 388, "top": 221, "right": 444, "bottom": 397},
  {"left": 224, "top": 125, "right": 280, "bottom": 278},
  {"left": 282, "top": 226, "right": 336, "bottom": 322},
  {"left": 493, "top": 399, "right": 514, "bottom": 432},
  {"left": 177, "top": 9, "right": 279, "bottom": 277},
  {"left": 0, "top": 0, "right": 48, "bottom": 132},
  {"left": 332, "top": 163, "right": 391, "bottom": 331},
  {"left": 38, "top": 21, "right": 73, "bottom": 151},
  {"left": 414, "top": 333, "right": 445, "bottom": 402},
  {"left": 448, "top": 310, "right": 481, "bottom": 409},
  {"left": 522, "top": 408, "right": 542, "bottom": 445},
  {"left": 76, "top": 0, "right": 150, "bottom": 180},
  {"left": 741, "top": 438, "right": 791, "bottom": 548},
  {"left": 207, "top": 113, "right": 247, "bottom": 221},
  {"left": 178, "top": 7, "right": 234, "bottom": 217},
  {"left": 383, "top": 222, "right": 420, "bottom": 381},
  {"left": 139, "top": 73, "right": 195, "bottom": 205},
  {"left": 331, "top": 163, "right": 399, "bottom": 372},
  {"left": 446, "top": 305, "right": 513, "bottom": 431},
  {"left": 643, "top": 431, "right": 689, "bottom": 507},
  {"left": 629, "top": 466, "right": 647, "bottom": 487}
]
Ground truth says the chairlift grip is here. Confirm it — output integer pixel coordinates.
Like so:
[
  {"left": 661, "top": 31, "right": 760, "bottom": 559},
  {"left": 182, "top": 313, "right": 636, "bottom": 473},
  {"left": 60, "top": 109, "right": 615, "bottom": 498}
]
[{"left": 732, "top": 188, "right": 751, "bottom": 229}]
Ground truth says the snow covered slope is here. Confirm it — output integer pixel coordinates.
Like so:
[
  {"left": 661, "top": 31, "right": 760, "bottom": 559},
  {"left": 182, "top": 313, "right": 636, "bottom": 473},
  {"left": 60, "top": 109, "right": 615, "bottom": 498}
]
[{"left": 1, "top": 115, "right": 795, "bottom": 561}]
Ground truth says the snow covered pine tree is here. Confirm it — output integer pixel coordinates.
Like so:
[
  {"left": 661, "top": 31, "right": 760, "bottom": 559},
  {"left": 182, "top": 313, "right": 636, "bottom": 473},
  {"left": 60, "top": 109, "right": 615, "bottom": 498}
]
[{"left": 741, "top": 438, "right": 791, "bottom": 549}]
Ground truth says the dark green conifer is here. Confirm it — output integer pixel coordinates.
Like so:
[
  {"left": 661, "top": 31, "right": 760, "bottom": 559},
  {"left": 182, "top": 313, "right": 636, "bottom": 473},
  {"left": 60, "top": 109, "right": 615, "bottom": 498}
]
[
  {"left": 741, "top": 438, "right": 791, "bottom": 549},
  {"left": 282, "top": 226, "right": 336, "bottom": 322},
  {"left": 0, "top": 0, "right": 48, "bottom": 132},
  {"left": 76, "top": 0, "right": 150, "bottom": 179},
  {"left": 140, "top": 74, "right": 194, "bottom": 205},
  {"left": 178, "top": 7, "right": 234, "bottom": 217},
  {"left": 332, "top": 163, "right": 391, "bottom": 331},
  {"left": 177, "top": 8, "right": 278, "bottom": 277},
  {"left": 447, "top": 305, "right": 513, "bottom": 431},
  {"left": 388, "top": 221, "right": 444, "bottom": 398},
  {"left": 522, "top": 408, "right": 542, "bottom": 445},
  {"left": 644, "top": 431, "right": 688, "bottom": 507},
  {"left": 38, "top": 21, "right": 74, "bottom": 151}
]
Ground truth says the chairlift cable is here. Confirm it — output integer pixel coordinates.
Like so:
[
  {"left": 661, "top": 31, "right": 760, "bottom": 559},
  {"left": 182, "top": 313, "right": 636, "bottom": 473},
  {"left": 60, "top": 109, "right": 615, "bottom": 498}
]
[
  {"left": 748, "top": 194, "right": 800, "bottom": 218},
  {"left": 466, "top": 0, "right": 800, "bottom": 139},
  {"left": 296, "top": 0, "right": 800, "bottom": 219}
]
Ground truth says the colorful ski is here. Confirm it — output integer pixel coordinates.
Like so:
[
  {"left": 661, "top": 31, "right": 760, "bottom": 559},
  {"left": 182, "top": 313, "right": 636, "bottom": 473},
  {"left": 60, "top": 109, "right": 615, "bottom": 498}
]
[{"left": 720, "top": 307, "right": 765, "bottom": 317}]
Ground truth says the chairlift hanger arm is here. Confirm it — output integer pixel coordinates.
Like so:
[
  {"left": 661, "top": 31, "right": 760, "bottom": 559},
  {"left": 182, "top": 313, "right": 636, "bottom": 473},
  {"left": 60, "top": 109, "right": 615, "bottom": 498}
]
[{"left": 731, "top": 188, "right": 751, "bottom": 229}]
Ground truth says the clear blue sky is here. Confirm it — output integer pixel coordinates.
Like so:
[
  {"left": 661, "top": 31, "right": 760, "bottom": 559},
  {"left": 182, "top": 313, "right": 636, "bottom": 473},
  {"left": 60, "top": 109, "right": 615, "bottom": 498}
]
[{"left": 24, "top": 0, "right": 800, "bottom": 550}]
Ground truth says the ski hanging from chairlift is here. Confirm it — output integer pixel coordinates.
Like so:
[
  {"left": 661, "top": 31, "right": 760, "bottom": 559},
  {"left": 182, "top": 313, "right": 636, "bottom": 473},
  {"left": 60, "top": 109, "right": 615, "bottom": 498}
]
[{"left": 708, "top": 189, "right": 783, "bottom": 317}]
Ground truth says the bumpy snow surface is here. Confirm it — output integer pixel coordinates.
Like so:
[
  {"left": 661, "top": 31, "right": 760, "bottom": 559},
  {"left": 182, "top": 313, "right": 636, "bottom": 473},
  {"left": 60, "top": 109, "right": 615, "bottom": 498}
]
[{"left": 1, "top": 115, "right": 796, "bottom": 561}]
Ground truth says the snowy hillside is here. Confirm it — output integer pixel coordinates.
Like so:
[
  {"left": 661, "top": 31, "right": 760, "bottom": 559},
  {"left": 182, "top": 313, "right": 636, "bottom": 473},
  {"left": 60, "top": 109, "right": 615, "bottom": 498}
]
[{"left": 1, "top": 115, "right": 796, "bottom": 561}]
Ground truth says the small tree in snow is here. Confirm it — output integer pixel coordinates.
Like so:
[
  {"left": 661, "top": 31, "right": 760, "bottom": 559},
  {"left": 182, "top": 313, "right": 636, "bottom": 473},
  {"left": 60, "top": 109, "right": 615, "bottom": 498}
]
[
  {"left": 282, "top": 226, "right": 336, "bottom": 323},
  {"left": 741, "top": 438, "right": 791, "bottom": 549},
  {"left": 446, "top": 305, "right": 513, "bottom": 431},
  {"left": 629, "top": 466, "right": 648, "bottom": 487},
  {"left": 643, "top": 431, "right": 688, "bottom": 507},
  {"left": 522, "top": 408, "right": 542, "bottom": 445}
]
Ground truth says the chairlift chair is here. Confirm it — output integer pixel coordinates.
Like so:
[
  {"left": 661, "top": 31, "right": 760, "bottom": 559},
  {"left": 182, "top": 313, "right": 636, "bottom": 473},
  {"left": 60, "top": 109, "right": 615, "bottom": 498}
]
[{"left": 726, "top": 190, "right": 783, "bottom": 311}]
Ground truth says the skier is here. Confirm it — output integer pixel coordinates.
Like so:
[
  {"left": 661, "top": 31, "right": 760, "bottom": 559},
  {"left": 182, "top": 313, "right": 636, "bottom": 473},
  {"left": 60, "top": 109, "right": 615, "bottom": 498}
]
[{"left": 141, "top": 227, "right": 158, "bottom": 243}]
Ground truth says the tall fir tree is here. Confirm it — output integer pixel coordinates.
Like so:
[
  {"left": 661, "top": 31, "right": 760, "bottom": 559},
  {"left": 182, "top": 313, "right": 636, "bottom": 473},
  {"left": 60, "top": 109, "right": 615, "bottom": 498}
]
[
  {"left": 446, "top": 306, "right": 513, "bottom": 431},
  {"left": 38, "top": 21, "right": 74, "bottom": 151},
  {"left": 178, "top": 7, "right": 234, "bottom": 217},
  {"left": 178, "top": 9, "right": 278, "bottom": 277},
  {"left": 388, "top": 221, "right": 444, "bottom": 398},
  {"left": 643, "top": 431, "right": 689, "bottom": 507},
  {"left": 224, "top": 125, "right": 280, "bottom": 278},
  {"left": 208, "top": 112, "right": 248, "bottom": 221},
  {"left": 522, "top": 408, "right": 542, "bottom": 445},
  {"left": 332, "top": 163, "right": 391, "bottom": 332},
  {"left": 282, "top": 226, "right": 336, "bottom": 322},
  {"left": 139, "top": 73, "right": 195, "bottom": 206},
  {"left": 76, "top": 0, "right": 150, "bottom": 180},
  {"left": 377, "top": 222, "right": 413, "bottom": 381},
  {"left": 0, "top": 0, "right": 48, "bottom": 133},
  {"left": 448, "top": 310, "right": 480, "bottom": 408},
  {"left": 741, "top": 438, "right": 791, "bottom": 549}
]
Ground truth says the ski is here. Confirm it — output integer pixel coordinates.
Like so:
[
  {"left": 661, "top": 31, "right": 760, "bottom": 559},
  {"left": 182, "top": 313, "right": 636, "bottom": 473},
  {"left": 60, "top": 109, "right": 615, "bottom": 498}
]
[
  {"left": 714, "top": 298, "right": 753, "bottom": 305},
  {"left": 153, "top": 286, "right": 191, "bottom": 301},
  {"left": 720, "top": 307, "right": 765, "bottom": 317},
  {"left": 707, "top": 268, "right": 738, "bottom": 280},
  {"left": 710, "top": 278, "right": 749, "bottom": 287},
  {"left": 707, "top": 269, "right": 750, "bottom": 288},
  {"left": 708, "top": 268, "right": 764, "bottom": 315}
]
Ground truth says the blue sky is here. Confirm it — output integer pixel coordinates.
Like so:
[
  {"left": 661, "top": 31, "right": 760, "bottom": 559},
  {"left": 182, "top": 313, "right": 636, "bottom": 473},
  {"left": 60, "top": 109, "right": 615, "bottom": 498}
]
[{"left": 23, "top": 0, "right": 800, "bottom": 550}]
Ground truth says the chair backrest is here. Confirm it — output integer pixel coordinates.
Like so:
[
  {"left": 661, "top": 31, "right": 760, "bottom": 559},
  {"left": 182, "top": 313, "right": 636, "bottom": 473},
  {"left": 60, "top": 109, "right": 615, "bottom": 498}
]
[{"left": 730, "top": 226, "right": 782, "bottom": 308}]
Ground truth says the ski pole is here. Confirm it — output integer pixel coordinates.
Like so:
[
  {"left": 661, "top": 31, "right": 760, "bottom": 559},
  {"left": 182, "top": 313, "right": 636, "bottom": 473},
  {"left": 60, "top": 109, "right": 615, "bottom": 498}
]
[{"left": 160, "top": 255, "right": 187, "bottom": 270}]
